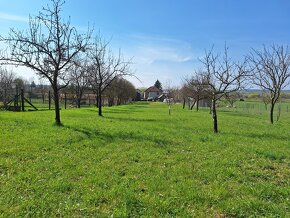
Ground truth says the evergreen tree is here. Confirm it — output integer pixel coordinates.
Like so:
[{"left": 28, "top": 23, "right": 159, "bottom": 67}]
[{"left": 154, "top": 79, "right": 162, "bottom": 90}]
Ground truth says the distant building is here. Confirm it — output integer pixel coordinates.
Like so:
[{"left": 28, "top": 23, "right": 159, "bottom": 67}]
[
  {"left": 144, "top": 86, "right": 162, "bottom": 100},
  {"left": 134, "top": 89, "right": 143, "bottom": 101},
  {"left": 156, "top": 93, "right": 167, "bottom": 102}
]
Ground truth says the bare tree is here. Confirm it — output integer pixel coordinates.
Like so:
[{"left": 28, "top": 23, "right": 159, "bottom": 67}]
[
  {"left": 0, "top": 0, "right": 91, "bottom": 125},
  {"left": 105, "top": 78, "right": 136, "bottom": 106},
  {"left": 185, "top": 71, "right": 209, "bottom": 111},
  {"left": 224, "top": 91, "right": 242, "bottom": 108},
  {"left": 115, "top": 78, "right": 136, "bottom": 105},
  {"left": 248, "top": 45, "right": 290, "bottom": 124},
  {"left": 0, "top": 67, "right": 15, "bottom": 108},
  {"left": 69, "top": 57, "right": 89, "bottom": 108},
  {"left": 88, "top": 35, "right": 132, "bottom": 116},
  {"left": 201, "top": 46, "right": 248, "bottom": 133},
  {"left": 167, "top": 86, "right": 181, "bottom": 103},
  {"left": 180, "top": 83, "right": 191, "bottom": 109},
  {"left": 260, "top": 91, "right": 271, "bottom": 110},
  {"left": 163, "top": 80, "right": 175, "bottom": 115},
  {"left": 38, "top": 78, "right": 48, "bottom": 104}
]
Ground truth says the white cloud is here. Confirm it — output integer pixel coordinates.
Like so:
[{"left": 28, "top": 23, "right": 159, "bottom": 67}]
[
  {"left": 134, "top": 45, "right": 195, "bottom": 65},
  {"left": 120, "top": 34, "right": 202, "bottom": 87},
  {"left": 0, "top": 12, "right": 28, "bottom": 23},
  {"left": 124, "top": 33, "right": 203, "bottom": 65},
  {"left": 128, "top": 33, "right": 190, "bottom": 46}
]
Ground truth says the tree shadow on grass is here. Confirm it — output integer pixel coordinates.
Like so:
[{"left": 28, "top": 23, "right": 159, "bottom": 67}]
[
  {"left": 103, "top": 116, "right": 161, "bottom": 122},
  {"left": 224, "top": 112, "right": 267, "bottom": 120},
  {"left": 85, "top": 108, "right": 146, "bottom": 115},
  {"left": 245, "top": 132, "right": 290, "bottom": 141},
  {"left": 65, "top": 125, "right": 172, "bottom": 147},
  {"left": 103, "top": 110, "right": 134, "bottom": 114},
  {"left": 84, "top": 108, "right": 132, "bottom": 115},
  {"left": 223, "top": 131, "right": 290, "bottom": 142}
]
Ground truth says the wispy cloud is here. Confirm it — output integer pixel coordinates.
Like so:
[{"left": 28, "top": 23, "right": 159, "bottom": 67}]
[
  {"left": 120, "top": 33, "right": 202, "bottom": 87},
  {"left": 129, "top": 33, "right": 189, "bottom": 46},
  {"left": 0, "top": 12, "right": 28, "bottom": 23},
  {"left": 123, "top": 34, "right": 198, "bottom": 64},
  {"left": 135, "top": 45, "right": 195, "bottom": 65}
]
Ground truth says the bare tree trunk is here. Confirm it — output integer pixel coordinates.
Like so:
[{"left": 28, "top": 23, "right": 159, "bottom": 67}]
[
  {"left": 108, "top": 97, "right": 114, "bottom": 107},
  {"left": 277, "top": 102, "right": 281, "bottom": 121},
  {"left": 270, "top": 101, "right": 275, "bottom": 124},
  {"left": 95, "top": 91, "right": 99, "bottom": 108},
  {"left": 53, "top": 87, "right": 61, "bottom": 126},
  {"left": 168, "top": 99, "right": 171, "bottom": 115},
  {"left": 190, "top": 103, "right": 194, "bottom": 110},
  {"left": 77, "top": 98, "right": 81, "bottom": 108},
  {"left": 77, "top": 91, "right": 82, "bottom": 108},
  {"left": 212, "top": 99, "right": 218, "bottom": 133},
  {"left": 196, "top": 97, "right": 199, "bottom": 111},
  {"left": 190, "top": 99, "right": 196, "bottom": 110},
  {"left": 183, "top": 98, "right": 185, "bottom": 109},
  {"left": 98, "top": 89, "right": 102, "bottom": 116}
]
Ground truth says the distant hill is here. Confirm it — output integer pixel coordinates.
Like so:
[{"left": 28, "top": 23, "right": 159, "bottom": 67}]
[{"left": 242, "top": 89, "right": 290, "bottom": 93}]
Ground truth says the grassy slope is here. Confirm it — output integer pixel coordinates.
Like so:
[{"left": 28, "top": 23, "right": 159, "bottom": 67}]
[{"left": 0, "top": 103, "right": 289, "bottom": 217}]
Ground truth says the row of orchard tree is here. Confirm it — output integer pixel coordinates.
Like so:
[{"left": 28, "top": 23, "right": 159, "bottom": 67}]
[
  {"left": 0, "top": 67, "right": 136, "bottom": 110},
  {"left": 0, "top": 0, "right": 134, "bottom": 126},
  {"left": 180, "top": 45, "right": 290, "bottom": 132}
]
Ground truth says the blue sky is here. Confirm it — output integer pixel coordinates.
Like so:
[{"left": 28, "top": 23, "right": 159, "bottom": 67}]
[{"left": 0, "top": 0, "right": 290, "bottom": 87}]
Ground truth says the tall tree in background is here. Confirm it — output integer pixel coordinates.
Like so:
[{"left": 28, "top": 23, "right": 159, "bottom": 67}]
[
  {"left": 88, "top": 35, "right": 132, "bottom": 116},
  {"left": 105, "top": 78, "right": 136, "bottom": 106},
  {"left": 224, "top": 91, "right": 242, "bottom": 108},
  {"left": 185, "top": 71, "right": 209, "bottom": 111},
  {"left": 0, "top": 67, "right": 15, "bottom": 107},
  {"left": 38, "top": 78, "right": 48, "bottom": 104},
  {"left": 248, "top": 45, "right": 290, "bottom": 124},
  {"left": 201, "top": 46, "right": 248, "bottom": 133},
  {"left": 154, "top": 79, "right": 162, "bottom": 90},
  {"left": 0, "top": 0, "right": 91, "bottom": 125},
  {"left": 69, "top": 56, "right": 89, "bottom": 108}
]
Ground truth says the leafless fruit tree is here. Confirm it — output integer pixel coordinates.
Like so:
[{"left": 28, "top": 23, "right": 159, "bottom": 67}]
[
  {"left": 200, "top": 46, "right": 249, "bottom": 133},
  {"left": 260, "top": 91, "right": 271, "bottom": 111},
  {"left": 104, "top": 78, "right": 136, "bottom": 106},
  {"left": 185, "top": 71, "right": 209, "bottom": 111},
  {"left": 0, "top": 67, "right": 15, "bottom": 107},
  {"left": 248, "top": 45, "right": 290, "bottom": 124},
  {"left": 88, "top": 35, "right": 132, "bottom": 116},
  {"left": 224, "top": 91, "right": 242, "bottom": 108},
  {"left": 69, "top": 56, "right": 90, "bottom": 108},
  {"left": 0, "top": 0, "right": 91, "bottom": 125},
  {"left": 180, "top": 84, "right": 191, "bottom": 109}
]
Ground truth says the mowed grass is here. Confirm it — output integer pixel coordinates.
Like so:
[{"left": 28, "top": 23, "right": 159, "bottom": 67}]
[{"left": 0, "top": 102, "right": 289, "bottom": 217}]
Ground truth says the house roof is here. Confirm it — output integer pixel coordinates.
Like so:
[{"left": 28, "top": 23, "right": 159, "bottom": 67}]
[
  {"left": 144, "top": 86, "right": 161, "bottom": 93},
  {"left": 157, "top": 94, "right": 166, "bottom": 99}
]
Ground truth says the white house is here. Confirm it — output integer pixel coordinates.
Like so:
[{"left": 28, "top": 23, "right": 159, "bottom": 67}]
[{"left": 144, "top": 86, "right": 162, "bottom": 100}]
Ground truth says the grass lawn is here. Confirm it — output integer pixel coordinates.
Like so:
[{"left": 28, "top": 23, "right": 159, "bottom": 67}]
[{"left": 0, "top": 102, "right": 289, "bottom": 217}]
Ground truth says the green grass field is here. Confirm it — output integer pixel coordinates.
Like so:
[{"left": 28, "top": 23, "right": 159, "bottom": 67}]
[{"left": 0, "top": 102, "right": 289, "bottom": 217}]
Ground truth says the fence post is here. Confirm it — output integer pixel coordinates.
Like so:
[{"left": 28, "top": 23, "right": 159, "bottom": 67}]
[
  {"left": 48, "top": 91, "right": 51, "bottom": 110},
  {"left": 21, "top": 89, "right": 25, "bottom": 111}
]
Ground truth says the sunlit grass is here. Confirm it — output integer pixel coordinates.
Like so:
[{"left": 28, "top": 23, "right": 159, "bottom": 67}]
[{"left": 0, "top": 102, "right": 289, "bottom": 216}]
